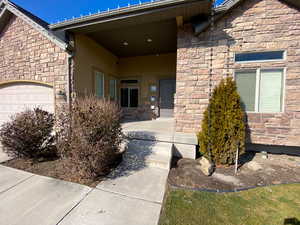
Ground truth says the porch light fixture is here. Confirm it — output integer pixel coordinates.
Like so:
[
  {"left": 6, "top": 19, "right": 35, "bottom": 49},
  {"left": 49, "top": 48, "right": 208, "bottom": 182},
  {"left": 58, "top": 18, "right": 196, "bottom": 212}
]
[
  {"left": 147, "top": 38, "right": 152, "bottom": 43},
  {"left": 123, "top": 41, "right": 129, "bottom": 46}
]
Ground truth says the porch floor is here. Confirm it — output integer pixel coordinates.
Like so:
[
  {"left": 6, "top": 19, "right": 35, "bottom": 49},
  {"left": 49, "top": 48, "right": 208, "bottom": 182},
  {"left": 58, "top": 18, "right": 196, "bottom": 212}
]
[
  {"left": 122, "top": 118, "right": 198, "bottom": 159},
  {"left": 122, "top": 118, "right": 175, "bottom": 141}
]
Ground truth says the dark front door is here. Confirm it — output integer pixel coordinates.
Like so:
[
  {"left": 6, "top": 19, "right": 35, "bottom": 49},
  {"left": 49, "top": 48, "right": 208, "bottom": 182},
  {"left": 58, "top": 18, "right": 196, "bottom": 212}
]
[{"left": 159, "top": 79, "right": 176, "bottom": 117}]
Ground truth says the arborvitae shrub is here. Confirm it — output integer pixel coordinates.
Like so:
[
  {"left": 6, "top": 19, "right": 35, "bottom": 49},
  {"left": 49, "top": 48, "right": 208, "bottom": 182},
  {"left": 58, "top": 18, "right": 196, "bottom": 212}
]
[{"left": 198, "top": 77, "right": 246, "bottom": 165}]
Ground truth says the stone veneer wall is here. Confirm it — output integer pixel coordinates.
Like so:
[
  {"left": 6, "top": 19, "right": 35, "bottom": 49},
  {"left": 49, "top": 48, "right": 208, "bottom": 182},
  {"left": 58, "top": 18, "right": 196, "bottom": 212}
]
[
  {"left": 0, "top": 15, "right": 69, "bottom": 110},
  {"left": 175, "top": 0, "right": 300, "bottom": 146}
]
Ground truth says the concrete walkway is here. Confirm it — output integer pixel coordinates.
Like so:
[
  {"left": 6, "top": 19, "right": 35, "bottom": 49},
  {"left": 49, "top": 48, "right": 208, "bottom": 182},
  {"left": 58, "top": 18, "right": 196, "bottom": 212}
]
[{"left": 0, "top": 139, "right": 172, "bottom": 225}]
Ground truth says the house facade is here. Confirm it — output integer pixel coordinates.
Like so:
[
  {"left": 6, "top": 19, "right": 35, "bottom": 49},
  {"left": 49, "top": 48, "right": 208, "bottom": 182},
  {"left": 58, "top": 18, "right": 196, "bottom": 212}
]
[{"left": 0, "top": 0, "right": 300, "bottom": 151}]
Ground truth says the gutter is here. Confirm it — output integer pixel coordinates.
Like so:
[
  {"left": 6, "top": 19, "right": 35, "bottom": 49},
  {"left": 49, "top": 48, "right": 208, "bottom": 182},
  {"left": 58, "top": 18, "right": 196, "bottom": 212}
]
[
  {"left": 193, "top": 13, "right": 223, "bottom": 35},
  {"left": 49, "top": 0, "right": 206, "bottom": 30},
  {"left": 193, "top": 0, "right": 240, "bottom": 36}
]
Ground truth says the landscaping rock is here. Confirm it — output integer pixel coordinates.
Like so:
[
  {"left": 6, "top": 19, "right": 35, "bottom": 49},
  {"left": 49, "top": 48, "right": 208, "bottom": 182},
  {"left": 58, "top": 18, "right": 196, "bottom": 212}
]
[
  {"left": 245, "top": 161, "right": 263, "bottom": 171},
  {"left": 196, "top": 157, "right": 214, "bottom": 176},
  {"left": 212, "top": 173, "right": 242, "bottom": 186}
]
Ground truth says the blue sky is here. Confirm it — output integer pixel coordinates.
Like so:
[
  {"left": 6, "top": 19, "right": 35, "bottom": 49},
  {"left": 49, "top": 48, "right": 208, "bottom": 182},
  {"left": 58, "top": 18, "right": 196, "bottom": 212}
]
[{"left": 11, "top": 0, "right": 225, "bottom": 24}]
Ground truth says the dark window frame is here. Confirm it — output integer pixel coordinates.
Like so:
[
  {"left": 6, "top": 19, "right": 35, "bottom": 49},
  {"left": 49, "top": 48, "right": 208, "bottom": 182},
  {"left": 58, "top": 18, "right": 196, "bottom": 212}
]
[
  {"left": 235, "top": 51, "right": 285, "bottom": 63},
  {"left": 120, "top": 87, "right": 139, "bottom": 108}
]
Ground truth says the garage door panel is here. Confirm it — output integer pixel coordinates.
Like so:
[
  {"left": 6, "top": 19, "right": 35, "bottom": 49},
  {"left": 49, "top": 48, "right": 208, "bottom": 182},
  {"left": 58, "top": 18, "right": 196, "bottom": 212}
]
[{"left": 0, "top": 83, "right": 54, "bottom": 126}]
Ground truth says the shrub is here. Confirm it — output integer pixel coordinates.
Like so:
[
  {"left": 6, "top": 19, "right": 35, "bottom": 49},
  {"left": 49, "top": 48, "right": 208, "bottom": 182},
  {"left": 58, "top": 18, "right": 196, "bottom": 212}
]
[
  {"left": 57, "top": 95, "right": 123, "bottom": 181},
  {"left": 0, "top": 108, "right": 56, "bottom": 159},
  {"left": 198, "top": 77, "right": 246, "bottom": 165}
]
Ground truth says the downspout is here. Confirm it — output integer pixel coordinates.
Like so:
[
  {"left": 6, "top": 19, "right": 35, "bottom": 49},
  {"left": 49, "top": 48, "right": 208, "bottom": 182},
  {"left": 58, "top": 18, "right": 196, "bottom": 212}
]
[
  {"left": 67, "top": 52, "right": 74, "bottom": 110},
  {"left": 66, "top": 32, "right": 76, "bottom": 112}
]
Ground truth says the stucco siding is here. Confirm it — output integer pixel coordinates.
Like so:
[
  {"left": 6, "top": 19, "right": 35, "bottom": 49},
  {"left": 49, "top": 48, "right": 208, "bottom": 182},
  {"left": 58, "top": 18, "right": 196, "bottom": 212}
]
[{"left": 73, "top": 34, "right": 118, "bottom": 97}]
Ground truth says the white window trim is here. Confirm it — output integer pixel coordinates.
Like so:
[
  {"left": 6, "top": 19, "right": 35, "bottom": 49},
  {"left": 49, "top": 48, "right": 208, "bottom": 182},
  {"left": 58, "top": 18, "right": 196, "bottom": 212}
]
[
  {"left": 234, "top": 50, "right": 286, "bottom": 64},
  {"left": 234, "top": 68, "right": 286, "bottom": 113}
]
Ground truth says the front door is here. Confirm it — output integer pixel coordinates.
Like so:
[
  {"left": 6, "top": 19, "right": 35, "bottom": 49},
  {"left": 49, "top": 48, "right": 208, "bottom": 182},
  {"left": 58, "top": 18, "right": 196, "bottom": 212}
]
[{"left": 159, "top": 79, "right": 176, "bottom": 117}]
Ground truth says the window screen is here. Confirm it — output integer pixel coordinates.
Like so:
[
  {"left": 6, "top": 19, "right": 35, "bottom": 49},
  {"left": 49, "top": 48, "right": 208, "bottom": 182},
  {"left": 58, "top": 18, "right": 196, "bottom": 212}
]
[
  {"left": 259, "top": 69, "right": 283, "bottom": 113},
  {"left": 235, "top": 71, "right": 257, "bottom": 111},
  {"left": 235, "top": 51, "right": 284, "bottom": 62},
  {"left": 95, "top": 71, "right": 104, "bottom": 98},
  {"left": 110, "top": 79, "right": 117, "bottom": 100}
]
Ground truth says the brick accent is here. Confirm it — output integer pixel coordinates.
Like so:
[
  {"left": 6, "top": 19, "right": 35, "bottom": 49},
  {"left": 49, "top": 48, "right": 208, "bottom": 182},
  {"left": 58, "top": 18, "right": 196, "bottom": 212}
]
[
  {"left": 175, "top": 0, "right": 300, "bottom": 146},
  {"left": 0, "top": 15, "right": 69, "bottom": 111}
]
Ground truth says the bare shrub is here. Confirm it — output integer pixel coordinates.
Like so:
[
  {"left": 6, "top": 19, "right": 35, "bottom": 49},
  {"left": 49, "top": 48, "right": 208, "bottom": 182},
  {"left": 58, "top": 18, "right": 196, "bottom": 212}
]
[
  {"left": 0, "top": 108, "right": 56, "bottom": 159},
  {"left": 57, "top": 95, "right": 123, "bottom": 182}
]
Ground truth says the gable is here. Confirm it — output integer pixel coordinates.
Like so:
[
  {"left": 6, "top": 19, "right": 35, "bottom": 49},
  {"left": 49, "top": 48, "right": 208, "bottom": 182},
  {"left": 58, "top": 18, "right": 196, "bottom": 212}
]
[
  {"left": 217, "top": 0, "right": 300, "bottom": 13},
  {"left": 0, "top": 0, "right": 67, "bottom": 50},
  {"left": 194, "top": 0, "right": 300, "bottom": 36}
]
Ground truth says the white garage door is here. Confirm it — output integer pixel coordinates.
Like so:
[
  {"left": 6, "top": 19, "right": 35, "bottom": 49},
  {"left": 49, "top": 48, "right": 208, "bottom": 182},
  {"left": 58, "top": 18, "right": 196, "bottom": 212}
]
[{"left": 0, "top": 82, "right": 54, "bottom": 126}]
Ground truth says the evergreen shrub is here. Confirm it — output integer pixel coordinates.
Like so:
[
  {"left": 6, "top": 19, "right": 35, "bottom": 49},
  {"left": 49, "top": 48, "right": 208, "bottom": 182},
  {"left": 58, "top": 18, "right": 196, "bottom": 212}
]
[{"left": 198, "top": 77, "right": 246, "bottom": 165}]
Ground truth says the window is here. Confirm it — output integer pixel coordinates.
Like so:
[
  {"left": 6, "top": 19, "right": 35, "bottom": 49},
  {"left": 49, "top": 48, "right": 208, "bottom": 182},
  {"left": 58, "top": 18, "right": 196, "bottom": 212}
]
[
  {"left": 94, "top": 71, "right": 104, "bottom": 98},
  {"left": 121, "top": 88, "right": 138, "bottom": 108},
  {"left": 235, "top": 51, "right": 285, "bottom": 63},
  {"left": 120, "top": 80, "right": 138, "bottom": 84},
  {"left": 109, "top": 79, "right": 117, "bottom": 101},
  {"left": 235, "top": 69, "right": 284, "bottom": 113}
]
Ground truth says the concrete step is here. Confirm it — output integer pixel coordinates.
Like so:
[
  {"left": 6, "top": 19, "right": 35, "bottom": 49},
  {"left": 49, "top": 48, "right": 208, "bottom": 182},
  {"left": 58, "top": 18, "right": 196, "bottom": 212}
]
[
  {"left": 125, "top": 139, "right": 172, "bottom": 170},
  {"left": 145, "top": 153, "right": 171, "bottom": 170}
]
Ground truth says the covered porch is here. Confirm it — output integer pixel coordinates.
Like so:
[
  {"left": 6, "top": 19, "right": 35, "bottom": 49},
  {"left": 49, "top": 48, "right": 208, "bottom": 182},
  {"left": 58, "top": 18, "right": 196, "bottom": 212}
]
[
  {"left": 55, "top": 0, "right": 210, "bottom": 121},
  {"left": 72, "top": 17, "right": 178, "bottom": 120}
]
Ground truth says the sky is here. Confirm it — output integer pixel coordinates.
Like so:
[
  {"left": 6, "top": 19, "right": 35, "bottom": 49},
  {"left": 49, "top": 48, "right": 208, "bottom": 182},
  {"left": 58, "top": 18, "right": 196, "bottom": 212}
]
[{"left": 11, "top": 0, "right": 225, "bottom": 24}]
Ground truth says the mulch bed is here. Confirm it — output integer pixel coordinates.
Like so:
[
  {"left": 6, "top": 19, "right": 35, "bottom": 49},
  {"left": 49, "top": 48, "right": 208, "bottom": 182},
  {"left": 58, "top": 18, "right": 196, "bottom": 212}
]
[
  {"left": 1, "top": 154, "right": 123, "bottom": 187},
  {"left": 168, "top": 152, "right": 300, "bottom": 191}
]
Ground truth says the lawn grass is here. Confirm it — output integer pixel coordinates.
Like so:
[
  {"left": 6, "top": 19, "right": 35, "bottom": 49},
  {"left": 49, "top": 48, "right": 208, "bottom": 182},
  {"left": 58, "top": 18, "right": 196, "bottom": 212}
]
[{"left": 159, "top": 184, "right": 300, "bottom": 225}]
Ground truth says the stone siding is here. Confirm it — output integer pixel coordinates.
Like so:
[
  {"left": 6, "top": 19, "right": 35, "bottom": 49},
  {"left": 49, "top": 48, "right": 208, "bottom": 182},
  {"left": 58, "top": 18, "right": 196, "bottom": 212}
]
[
  {"left": 175, "top": 0, "right": 300, "bottom": 146},
  {"left": 0, "top": 15, "right": 69, "bottom": 110}
]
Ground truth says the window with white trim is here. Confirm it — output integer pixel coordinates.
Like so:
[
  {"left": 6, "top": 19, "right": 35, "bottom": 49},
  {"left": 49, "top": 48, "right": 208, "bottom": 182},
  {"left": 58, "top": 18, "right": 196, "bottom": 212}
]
[
  {"left": 109, "top": 79, "right": 117, "bottom": 101},
  {"left": 94, "top": 71, "right": 104, "bottom": 98},
  {"left": 235, "top": 69, "right": 284, "bottom": 113}
]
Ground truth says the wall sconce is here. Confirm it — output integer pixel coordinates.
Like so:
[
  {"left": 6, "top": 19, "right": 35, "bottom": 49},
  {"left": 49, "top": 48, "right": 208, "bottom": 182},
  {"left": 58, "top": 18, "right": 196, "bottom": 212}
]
[
  {"left": 150, "top": 96, "right": 156, "bottom": 102},
  {"left": 150, "top": 85, "right": 157, "bottom": 92},
  {"left": 58, "top": 90, "right": 66, "bottom": 97}
]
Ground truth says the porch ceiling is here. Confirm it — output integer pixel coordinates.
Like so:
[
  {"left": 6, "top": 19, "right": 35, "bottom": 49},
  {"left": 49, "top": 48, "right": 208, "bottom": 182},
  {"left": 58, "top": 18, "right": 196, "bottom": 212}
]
[
  {"left": 87, "top": 19, "right": 177, "bottom": 57},
  {"left": 64, "top": 0, "right": 210, "bottom": 57}
]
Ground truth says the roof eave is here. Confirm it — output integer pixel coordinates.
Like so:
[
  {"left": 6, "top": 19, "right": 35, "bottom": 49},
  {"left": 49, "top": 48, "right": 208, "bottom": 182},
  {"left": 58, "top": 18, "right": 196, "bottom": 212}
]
[
  {"left": 0, "top": 0, "right": 68, "bottom": 51},
  {"left": 50, "top": 0, "right": 209, "bottom": 30}
]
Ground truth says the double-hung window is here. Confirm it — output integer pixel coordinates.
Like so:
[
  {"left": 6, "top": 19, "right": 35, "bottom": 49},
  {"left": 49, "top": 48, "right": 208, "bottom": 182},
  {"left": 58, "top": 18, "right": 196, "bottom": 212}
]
[
  {"left": 235, "top": 69, "right": 284, "bottom": 113},
  {"left": 94, "top": 71, "right": 104, "bottom": 98}
]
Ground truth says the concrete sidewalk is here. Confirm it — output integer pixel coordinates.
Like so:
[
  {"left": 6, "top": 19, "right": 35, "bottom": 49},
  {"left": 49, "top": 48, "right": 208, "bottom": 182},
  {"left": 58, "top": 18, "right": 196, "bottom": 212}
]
[
  {"left": 59, "top": 139, "right": 172, "bottom": 225},
  {"left": 0, "top": 166, "right": 91, "bottom": 225},
  {"left": 0, "top": 139, "right": 172, "bottom": 225}
]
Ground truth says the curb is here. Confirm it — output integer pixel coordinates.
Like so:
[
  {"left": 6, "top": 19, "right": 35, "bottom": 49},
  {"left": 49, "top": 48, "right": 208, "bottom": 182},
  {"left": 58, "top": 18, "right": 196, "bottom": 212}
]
[{"left": 168, "top": 181, "right": 300, "bottom": 193}]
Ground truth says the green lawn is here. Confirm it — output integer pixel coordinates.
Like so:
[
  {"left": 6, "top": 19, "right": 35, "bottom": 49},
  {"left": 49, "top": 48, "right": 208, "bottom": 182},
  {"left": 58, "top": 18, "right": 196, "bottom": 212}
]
[{"left": 159, "top": 184, "right": 300, "bottom": 225}]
